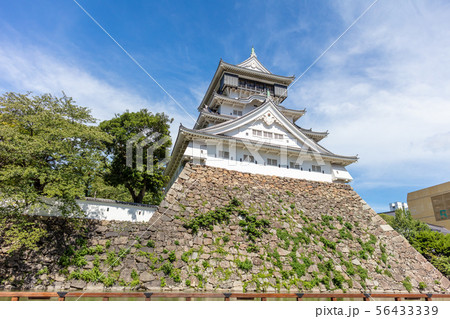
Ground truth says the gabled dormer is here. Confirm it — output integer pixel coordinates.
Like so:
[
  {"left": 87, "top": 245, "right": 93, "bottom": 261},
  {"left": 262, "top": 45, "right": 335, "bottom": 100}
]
[{"left": 237, "top": 47, "right": 271, "bottom": 73}]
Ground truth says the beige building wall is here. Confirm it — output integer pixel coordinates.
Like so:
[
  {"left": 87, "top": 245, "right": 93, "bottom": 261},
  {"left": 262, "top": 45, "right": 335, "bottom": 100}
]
[{"left": 407, "top": 181, "right": 450, "bottom": 229}]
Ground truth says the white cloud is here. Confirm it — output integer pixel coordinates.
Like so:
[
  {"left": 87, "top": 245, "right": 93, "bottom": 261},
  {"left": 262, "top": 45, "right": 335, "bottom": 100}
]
[
  {"left": 0, "top": 41, "right": 193, "bottom": 139},
  {"left": 285, "top": 1, "right": 450, "bottom": 191}
]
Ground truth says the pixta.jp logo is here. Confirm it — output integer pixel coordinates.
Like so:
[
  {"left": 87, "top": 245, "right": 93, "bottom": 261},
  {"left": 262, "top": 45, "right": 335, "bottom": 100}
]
[{"left": 126, "top": 130, "right": 171, "bottom": 173}]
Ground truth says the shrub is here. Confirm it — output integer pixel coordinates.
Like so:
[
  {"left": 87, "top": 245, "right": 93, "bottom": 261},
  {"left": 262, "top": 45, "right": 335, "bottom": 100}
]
[
  {"left": 161, "top": 263, "right": 173, "bottom": 276},
  {"left": 146, "top": 240, "right": 155, "bottom": 248},
  {"left": 168, "top": 251, "right": 176, "bottom": 263},
  {"left": 320, "top": 236, "right": 336, "bottom": 251},
  {"left": 236, "top": 258, "right": 253, "bottom": 272},
  {"left": 183, "top": 199, "right": 240, "bottom": 233},
  {"left": 419, "top": 282, "right": 427, "bottom": 290},
  {"left": 402, "top": 277, "right": 412, "bottom": 292}
]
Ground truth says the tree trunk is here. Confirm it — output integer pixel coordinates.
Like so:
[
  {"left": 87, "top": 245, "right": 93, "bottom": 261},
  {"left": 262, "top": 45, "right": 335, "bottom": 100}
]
[{"left": 127, "top": 185, "right": 146, "bottom": 203}]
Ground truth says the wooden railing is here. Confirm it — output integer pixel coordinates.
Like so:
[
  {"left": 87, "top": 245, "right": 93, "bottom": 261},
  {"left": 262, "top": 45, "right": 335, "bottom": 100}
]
[{"left": 0, "top": 292, "right": 449, "bottom": 301}]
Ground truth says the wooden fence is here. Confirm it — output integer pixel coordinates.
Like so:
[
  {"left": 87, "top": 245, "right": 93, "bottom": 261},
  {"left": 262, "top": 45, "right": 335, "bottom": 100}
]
[{"left": 1, "top": 291, "right": 449, "bottom": 301}]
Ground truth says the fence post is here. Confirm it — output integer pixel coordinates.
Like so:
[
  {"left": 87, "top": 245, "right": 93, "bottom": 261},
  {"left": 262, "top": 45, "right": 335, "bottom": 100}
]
[
  {"left": 425, "top": 293, "right": 433, "bottom": 301},
  {"left": 363, "top": 293, "right": 371, "bottom": 301},
  {"left": 296, "top": 293, "right": 304, "bottom": 301},
  {"left": 224, "top": 293, "right": 232, "bottom": 301},
  {"left": 57, "top": 292, "right": 67, "bottom": 301},
  {"left": 11, "top": 296, "right": 19, "bottom": 301},
  {"left": 144, "top": 292, "right": 153, "bottom": 301}
]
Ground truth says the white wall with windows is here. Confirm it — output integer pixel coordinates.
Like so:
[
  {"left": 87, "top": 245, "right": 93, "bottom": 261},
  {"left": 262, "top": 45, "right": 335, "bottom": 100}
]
[
  {"left": 183, "top": 141, "right": 346, "bottom": 182},
  {"left": 34, "top": 199, "right": 157, "bottom": 222}
]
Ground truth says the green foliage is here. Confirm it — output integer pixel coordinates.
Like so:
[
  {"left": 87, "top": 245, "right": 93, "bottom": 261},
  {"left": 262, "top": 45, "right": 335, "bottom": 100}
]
[
  {"left": 357, "top": 237, "right": 376, "bottom": 258},
  {"left": 105, "top": 240, "right": 111, "bottom": 249},
  {"left": 161, "top": 262, "right": 173, "bottom": 276},
  {"left": 185, "top": 279, "right": 191, "bottom": 287},
  {"left": 336, "top": 216, "right": 343, "bottom": 224},
  {"left": 341, "top": 261, "right": 355, "bottom": 276},
  {"left": 160, "top": 278, "right": 166, "bottom": 287},
  {"left": 269, "top": 249, "right": 283, "bottom": 269},
  {"left": 130, "top": 269, "right": 140, "bottom": 288},
  {"left": 332, "top": 271, "right": 345, "bottom": 289},
  {"left": 222, "top": 235, "right": 230, "bottom": 243},
  {"left": 99, "top": 109, "right": 173, "bottom": 204},
  {"left": 321, "top": 215, "right": 335, "bottom": 229},
  {"left": 356, "top": 265, "right": 369, "bottom": 281},
  {"left": 146, "top": 240, "right": 155, "bottom": 248},
  {"left": 382, "top": 210, "right": 450, "bottom": 279},
  {"left": 36, "top": 267, "right": 48, "bottom": 276},
  {"left": 118, "top": 248, "right": 130, "bottom": 258},
  {"left": 181, "top": 251, "right": 191, "bottom": 263},
  {"left": 402, "top": 276, "right": 412, "bottom": 292},
  {"left": 183, "top": 199, "right": 240, "bottom": 233},
  {"left": 320, "top": 236, "right": 336, "bottom": 251},
  {"left": 344, "top": 222, "right": 353, "bottom": 231},
  {"left": 430, "top": 256, "right": 450, "bottom": 277},
  {"left": 0, "top": 92, "right": 111, "bottom": 253},
  {"left": 168, "top": 251, "right": 176, "bottom": 263},
  {"left": 202, "top": 260, "right": 210, "bottom": 269},
  {"left": 419, "top": 281, "right": 427, "bottom": 290},
  {"left": 237, "top": 210, "right": 270, "bottom": 242},
  {"left": 381, "top": 252, "right": 388, "bottom": 264},
  {"left": 339, "top": 228, "right": 353, "bottom": 240},
  {"left": 106, "top": 251, "right": 120, "bottom": 267},
  {"left": 246, "top": 244, "right": 259, "bottom": 253},
  {"left": 381, "top": 209, "right": 430, "bottom": 240},
  {"left": 174, "top": 240, "right": 180, "bottom": 246},
  {"left": 236, "top": 258, "right": 253, "bottom": 272}
]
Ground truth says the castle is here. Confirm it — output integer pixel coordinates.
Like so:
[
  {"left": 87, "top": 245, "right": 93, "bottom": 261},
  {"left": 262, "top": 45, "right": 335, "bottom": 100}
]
[{"left": 165, "top": 49, "right": 358, "bottom": 188}]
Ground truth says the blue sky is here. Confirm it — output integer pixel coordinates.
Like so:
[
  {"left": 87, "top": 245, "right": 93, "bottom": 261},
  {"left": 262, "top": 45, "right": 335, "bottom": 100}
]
[{"left": 1, "top": 0, "right": 449, "bottom": 212}]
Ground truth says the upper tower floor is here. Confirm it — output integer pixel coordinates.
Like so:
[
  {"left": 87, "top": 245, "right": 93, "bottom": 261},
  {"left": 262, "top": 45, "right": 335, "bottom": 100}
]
[{"left": 197, "top": 49, "right": 295, "bottom": 112}]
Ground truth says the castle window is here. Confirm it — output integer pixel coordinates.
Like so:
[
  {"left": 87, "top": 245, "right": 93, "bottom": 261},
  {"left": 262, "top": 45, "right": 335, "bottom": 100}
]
[
  {"left": 252, "top": 129, "right": 262, "bottom": 137},
  {"left": 267, "top": 158, "right": 277, "bottom": 166},
  {"left": 274, "top": 133, "right": 283, "bottom": 139},
  {"left": 290, "top": 162, "right": 300, "bottom": 169},
  {"left": 218, "top": 151, "right": 229, "bottom": 159},
  {"left": 312, "top": 165, "right": 321, "bottom": 172},
  {"left": 263, "top": 131, "right": 273, "bottom": 138},
  {"left": 233, "top": 109, "right": 243, "bottom": 116},
  {"left": 243, "top": 154, "right": 255, "bottom": 162}
]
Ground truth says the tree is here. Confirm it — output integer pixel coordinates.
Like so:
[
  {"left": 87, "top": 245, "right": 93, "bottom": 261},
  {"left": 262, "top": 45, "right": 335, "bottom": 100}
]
[
  {"left": 0, "top": 92, "right": 111, "bottom": 253},
  {"left": 380, "top": 209, "right": 430, "bottom": 240},
  {"left": 99, "top": 109, "right": 172, "bottom": 204},
  {"left": 381, "top": 209, "right": 450, "bottom": 279}
]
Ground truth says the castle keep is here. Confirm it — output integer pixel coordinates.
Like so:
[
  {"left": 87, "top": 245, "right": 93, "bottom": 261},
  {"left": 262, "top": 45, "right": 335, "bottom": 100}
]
[{"left": 165, "top": 49, "right": 357, "bottom": 188}]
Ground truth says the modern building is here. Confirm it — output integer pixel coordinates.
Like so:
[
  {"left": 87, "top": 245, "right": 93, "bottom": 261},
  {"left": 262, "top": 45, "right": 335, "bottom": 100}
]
[
  {"left": 165, "top": 49, "right": 358, "bottom": 187},
  {"left": 407, "top": 181, "right": 450, "bottom": 230},
  {"left": 389, "top": 202, "right": 408, "bottom": 212}
]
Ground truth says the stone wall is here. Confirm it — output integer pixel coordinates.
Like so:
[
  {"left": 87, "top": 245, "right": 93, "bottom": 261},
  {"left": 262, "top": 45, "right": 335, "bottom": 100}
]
[{"left": 1, "top": 163, "right": 449, "bottom": 293}]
